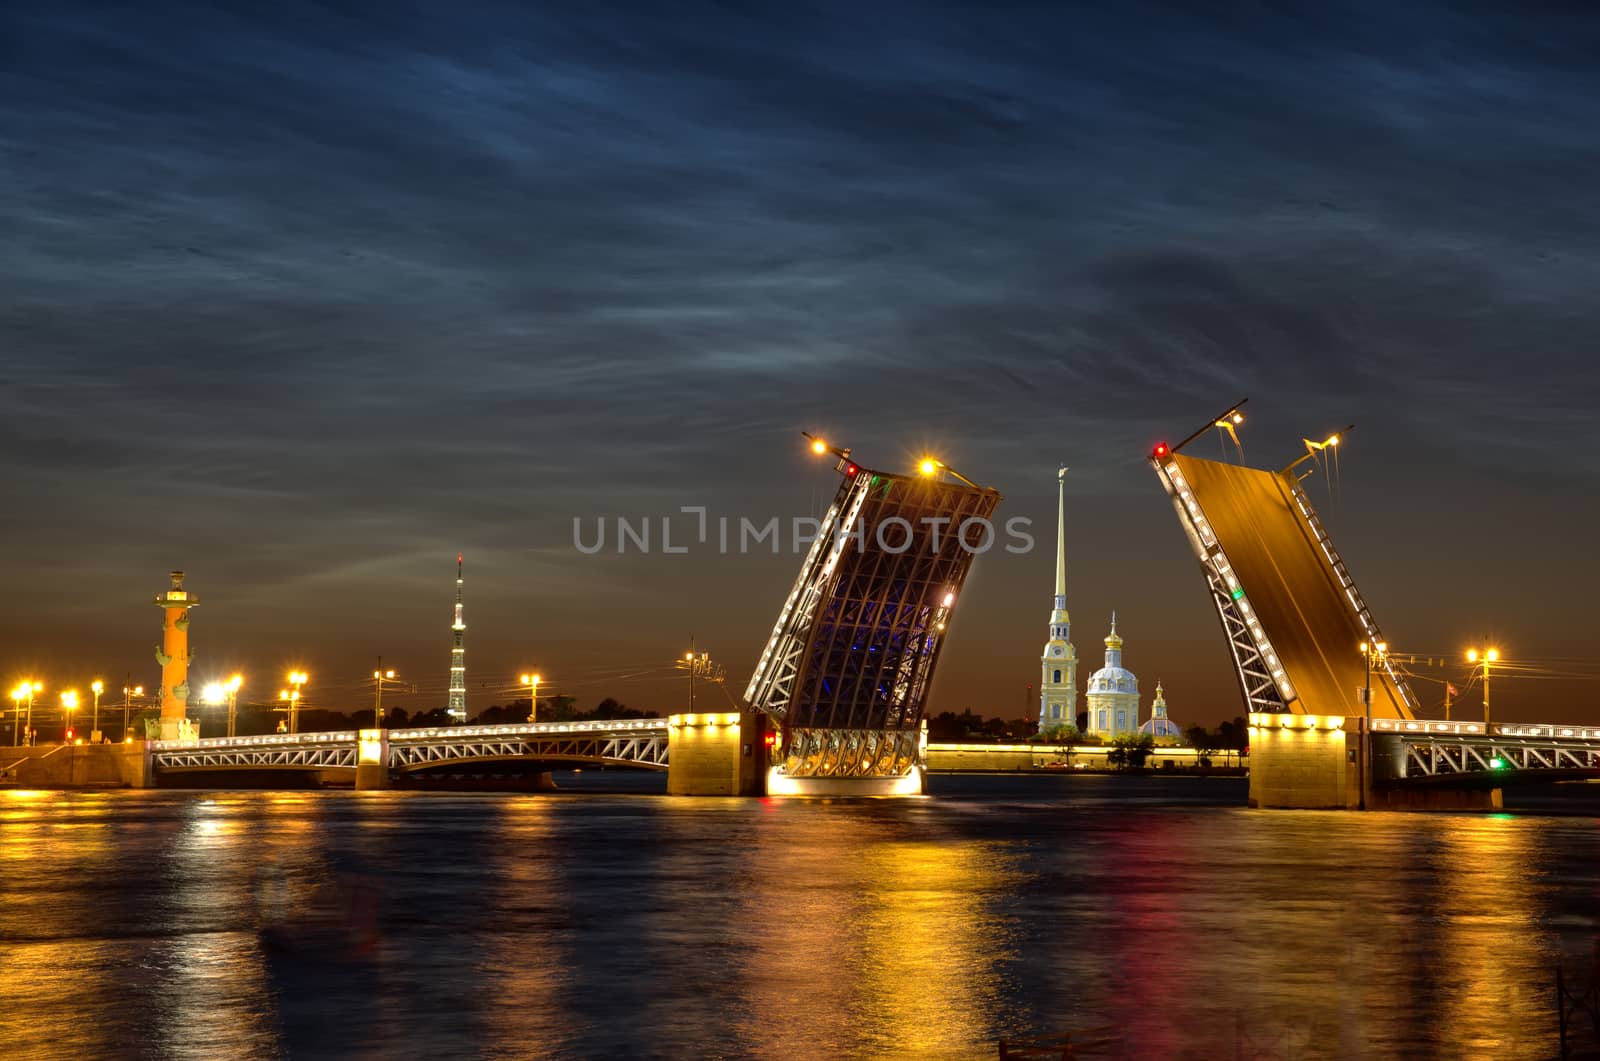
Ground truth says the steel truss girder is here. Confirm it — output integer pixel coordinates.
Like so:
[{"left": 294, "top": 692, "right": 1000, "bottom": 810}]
[
  {"left": 1398, "top": 738, "right": 1600, "bottom": 779},
  {"left": 744, "top": 473, "right": 872, "bottom": 719},
  {"left": 153, "top": 745, "right": 358, "bottom": 771},
  {"left": 389, "top": 733, "right": 667, "bottom": 771},
  {"left": 151, "top": 721, "right": 672, "bottom": 775},
  {"left": 1155, "top": 459, "right": 1287, "bottom": 713}
]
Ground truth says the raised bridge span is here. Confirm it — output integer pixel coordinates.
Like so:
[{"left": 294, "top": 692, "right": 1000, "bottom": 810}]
[{"left": 1153, "top": 425, "right": 1600, "bottom": 808}]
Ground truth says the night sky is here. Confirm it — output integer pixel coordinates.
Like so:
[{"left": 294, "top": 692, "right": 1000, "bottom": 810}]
[{"left": 5, "top": 2, "right": 1598, "bottom": 726}]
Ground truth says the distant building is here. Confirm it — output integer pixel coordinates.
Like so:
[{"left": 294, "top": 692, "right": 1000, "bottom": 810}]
[
  {"left": 1037, "top": 468, "right": 1078, "bottom": 734},
  {"left": 1139, "top": 681, "right": 1183, "bottom": 740},
  {"left": 1085, "top": 614, "right": 1140, "bottom": 738}
]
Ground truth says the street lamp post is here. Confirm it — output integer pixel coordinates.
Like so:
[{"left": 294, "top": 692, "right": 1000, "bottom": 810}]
[
  {"left": 226, "top": 675, "right": 242, "bottom": 737},
  {"left": 90, "top": 680, "right": 104, "bottom": 742},
  {"left": 685, "top": 651, "right": 699, "bottom": 712},
  {"left": 520, "top": 673, "right": 541, "bottom": 723},
  {"left": 1358, "top": 640, "right": 1387, "bottom": 811},
  {"left": 1466, "top": 646, "right": 1500, "bottom": 726},
  {"left": 280, "top": 671, "right": 308, "bottom": 734},
  {"left": 60, "top": 689, "right": 79, "bottom": 743},
  {"left": 22, "top": 682, "right": 40, "bottom": 746},
  {"left": 372, "top": 660, "right": 404, "bottom": 729},
  {"left": 121, "top": 679, "right": 144, "bottom": 742},
  {"left": 9, "top": 685, "right": 25, "bottom": 746}
]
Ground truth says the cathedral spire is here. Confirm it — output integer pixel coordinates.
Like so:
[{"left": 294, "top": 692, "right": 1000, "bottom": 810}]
[
  {"left": 1053, "top": 466, "right": 1068, "bottom": 611},
  {"left": 1037, "top": 467, "right": 1077, "bottom": 734}
]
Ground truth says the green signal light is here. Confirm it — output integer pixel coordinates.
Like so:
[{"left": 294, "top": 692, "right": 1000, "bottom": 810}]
[
  {"left": 1231, "top": 588, "right": 1245, "bottom": 601},
  {"left": 1489, "top": 757, "right": 1505, "bottom": 769}
]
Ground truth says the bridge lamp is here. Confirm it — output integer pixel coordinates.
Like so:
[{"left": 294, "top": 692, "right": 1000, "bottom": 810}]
[
  {"left": 810, "top": 438, "right": 828, "bottom": 455},
  {"left": 521, "top": 673, "right": 541, "bottom": 723},
  {"left": 202, "top": 682, "right": 226, "bottom": 706},
  {"left": 1489, "top": 756, "right": 1505, "bottom": 770},
  {"left": 1466, "top": 647, "right": 1499, "bottom": 726},
  {"left": 284, "top": 671, "right": 308, "bottom": 734},
  {"left": 918, "top": 458, "right": 939, "bottom": 476},
  {"left": 223, "top": 675, "right": 243, "bottom": 738},
  {"left": 60, "top": 689, "right": 79, "bottom": 742}
]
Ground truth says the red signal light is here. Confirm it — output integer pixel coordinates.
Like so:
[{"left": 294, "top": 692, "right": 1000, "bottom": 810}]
[
  {"left": 763, "top": 731, "right": 778, "bottom": 748},
  {"left": 1152, "top": 442, "right": 1170, "bottom": 459},
  {"left": 844, "top": 463, "right": 859, "bottom": 477}
]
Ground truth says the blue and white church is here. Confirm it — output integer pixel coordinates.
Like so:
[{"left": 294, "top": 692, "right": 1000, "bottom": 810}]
[{"left": 1085, "top": 614, "right": 1140, "bottom": 738}]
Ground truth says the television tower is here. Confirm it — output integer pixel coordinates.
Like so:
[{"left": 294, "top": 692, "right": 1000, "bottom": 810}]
[{"left": 448, "top": 553, "right": 467, "bottom": 721}]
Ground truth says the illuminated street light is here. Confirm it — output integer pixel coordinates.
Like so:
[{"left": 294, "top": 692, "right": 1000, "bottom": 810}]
[
  {"left": 121, "top": 681, "right": 144, "bottom": 742},
  {"left": 281, "top": 670, "right": 308, "bottom": 734},
  {"left": 1356, "top": 641, "right": 1388, "bottom": 812},
  {"left": 16, "top": 681, "right": 42, "bottom": 746},
  {"left": 371, "top": 660, "right": 404, "bottom": 729},
  {"left": 810, "top": 438, "right": 828, "bottom": 455},
  {"left": 90, "top": 680, "right": 104, "bottom": 742},
  {"left": 1466, "top": 645, "right": 1500, "bottom": 726},
  {"left": 202, "top": 682, "right": 226, "bottom": 706},
  {"left": 916, "top": 456, "right": 981, "bottom": 488},
  {"left": 520, "top": 672, "right": 542, "bottom": 723},
  {"left": 60, "top": 689, "right": 79, "bottom": 743}
]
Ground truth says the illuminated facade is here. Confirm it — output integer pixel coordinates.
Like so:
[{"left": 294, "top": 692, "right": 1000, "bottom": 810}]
[
  {"left": 1084, "top": 615, "right": 1140, "bottom": 738},
  {"left": 447, "top": 553, "right": 466, "bottom": 722},
  {"left": 745, "top": 449, "right": 1001, "bottom": 787},
  {"left": 1037, "top": 467, "right": 1078, "bottom": 735}
]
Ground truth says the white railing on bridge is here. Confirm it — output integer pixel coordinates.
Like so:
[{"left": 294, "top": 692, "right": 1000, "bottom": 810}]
[
  {"left": 388, "top": 719, "right": 668, "bottom": 742},
  {"left": 1373, "top": 718, "right": 1600, "bottom": 741},
  {"left": 150, "top": 731, "right": 358, "bottom": 752},
  {"left": 149, "top": 719, "right": 672, "bottom": 773}
]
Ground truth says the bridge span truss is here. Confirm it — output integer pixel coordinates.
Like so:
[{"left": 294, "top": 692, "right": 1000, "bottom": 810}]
[
  {"left": 1373, "top": 717, "right": 1600, "bottom": 784},
  {"left": 149, "top": 719, "right": 671, "bottom": 778}
]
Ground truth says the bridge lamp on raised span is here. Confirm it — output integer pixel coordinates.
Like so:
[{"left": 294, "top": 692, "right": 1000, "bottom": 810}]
[
  {"left": 1466, "top": 647, "right": 1499, "bottom": 726},
  {"left": 520, "top": 673, "right": 541, "bottom": 723}
]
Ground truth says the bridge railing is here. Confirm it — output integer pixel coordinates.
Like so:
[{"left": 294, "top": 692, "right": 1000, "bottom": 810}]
[
  {"left": 1373, "top": 718, "right": 1600, "bottom": 741},
  {"left": 149, "top": 718, "right": 671, "bottom": 753},
  {"left": 150, "top": 731, "right": 358, "bottom": 752},
  {"left": 389, "top": 719, "right": 668, "bottom": 742}
]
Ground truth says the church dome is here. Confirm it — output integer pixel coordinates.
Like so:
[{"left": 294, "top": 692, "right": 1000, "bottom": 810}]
[
  {"left": 1086, "top": 664, "right": 1138, "bottom": 694},
  {"left": 1085, "top": 614, "right": 1138, "bottom": 695}
]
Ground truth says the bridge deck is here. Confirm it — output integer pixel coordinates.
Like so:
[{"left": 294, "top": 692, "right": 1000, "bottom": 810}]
[{"left": 1168, "top": 453, "right": 1411, "bottom": 718}]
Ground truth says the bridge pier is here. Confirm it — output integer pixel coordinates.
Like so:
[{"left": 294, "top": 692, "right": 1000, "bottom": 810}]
[
  {"left": 1249, "top": 714, "right": 1504, "bottom": 811},
  {"left": 666, "top": 710, "right": 768, "bottom": 796},
  {"left": 355, "top": 729, "right": 390, "bottom": 791}
]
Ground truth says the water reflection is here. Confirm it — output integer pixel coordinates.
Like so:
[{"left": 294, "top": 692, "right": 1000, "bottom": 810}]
[
  {"left": 0, "top": 781, "right": 1593, "bottom": 1058},
  {"left": 730, "top": 806, "right": 1015, "bottom": 1058}
]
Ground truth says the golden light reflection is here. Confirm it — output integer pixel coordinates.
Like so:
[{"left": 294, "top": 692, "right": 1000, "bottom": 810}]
[
  {"left": 726, "top": 812, "right": 1013, "bottom": 1058},
  {"left": 1434, "top": 816, "right": 1549, "bottom": 1055}
]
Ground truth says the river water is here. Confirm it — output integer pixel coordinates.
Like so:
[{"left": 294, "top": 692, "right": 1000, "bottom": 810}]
[{"left": 0, "top": 774, "right": 1596, "bottom": 1059}]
